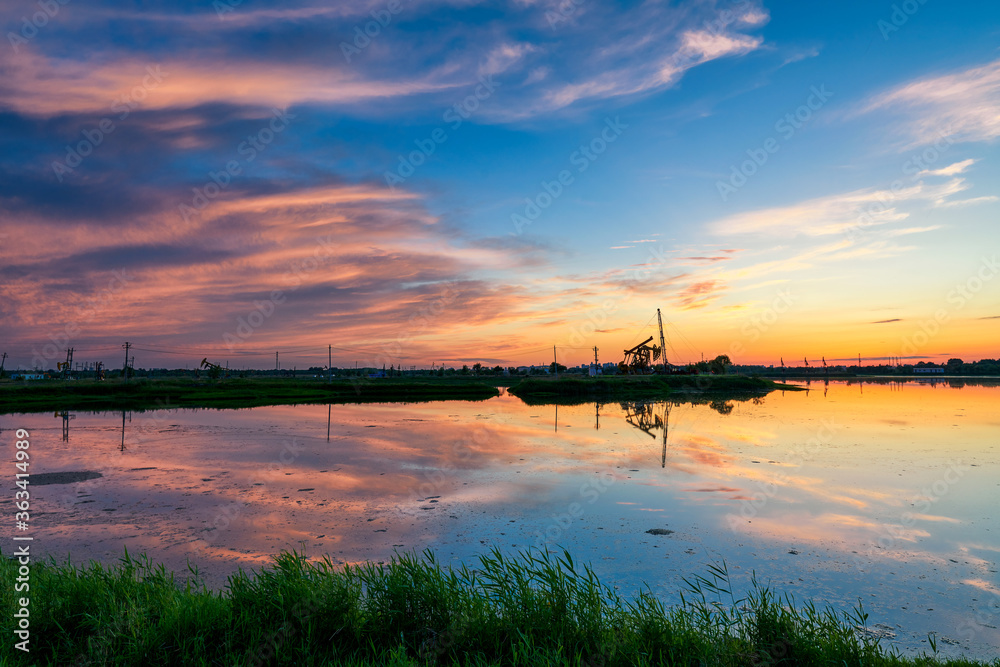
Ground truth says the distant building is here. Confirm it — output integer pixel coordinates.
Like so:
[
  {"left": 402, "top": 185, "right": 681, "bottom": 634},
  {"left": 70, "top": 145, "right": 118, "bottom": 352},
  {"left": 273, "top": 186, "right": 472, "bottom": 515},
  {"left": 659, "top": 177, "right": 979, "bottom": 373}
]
[
  {"left": 913, "top": 367, "right": 944, "bottom": 373},
  {"left": 12, "top": 372, "right": 47, "bottom": 380}
]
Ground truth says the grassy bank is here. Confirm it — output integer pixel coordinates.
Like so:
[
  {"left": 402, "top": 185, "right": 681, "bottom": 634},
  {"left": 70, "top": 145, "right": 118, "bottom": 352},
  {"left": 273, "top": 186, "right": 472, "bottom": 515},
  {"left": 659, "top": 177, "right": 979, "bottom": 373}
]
[
  {"left": 1, "top": 548, "right": 989, "bottom": 667},
  {"left": 0, "top": 377, "right": 500, "bottom": 414},
  {"left": 508, "top": 374, "right": 800, "bottom": 405}
]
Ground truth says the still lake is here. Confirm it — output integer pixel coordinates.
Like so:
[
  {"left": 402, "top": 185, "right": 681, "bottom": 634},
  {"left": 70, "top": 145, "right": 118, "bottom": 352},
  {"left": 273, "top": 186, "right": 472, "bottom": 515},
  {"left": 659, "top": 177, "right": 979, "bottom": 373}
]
[{"left": 5, "top": 379, "right": 999, "bottom": 659}]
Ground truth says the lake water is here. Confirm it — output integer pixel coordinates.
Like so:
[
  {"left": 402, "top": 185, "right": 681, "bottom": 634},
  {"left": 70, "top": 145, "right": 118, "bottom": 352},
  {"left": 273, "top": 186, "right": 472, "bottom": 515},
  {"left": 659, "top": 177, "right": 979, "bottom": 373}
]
[{"left": 4, "top": 379, "right": 999, "bottom": 659}]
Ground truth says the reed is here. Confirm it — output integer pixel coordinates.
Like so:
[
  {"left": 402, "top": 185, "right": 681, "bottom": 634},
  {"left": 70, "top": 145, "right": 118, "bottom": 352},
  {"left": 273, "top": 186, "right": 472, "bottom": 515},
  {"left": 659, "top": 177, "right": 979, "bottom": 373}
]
[{"left": 1, "top": 547, "right": 992, "bottom": 666}]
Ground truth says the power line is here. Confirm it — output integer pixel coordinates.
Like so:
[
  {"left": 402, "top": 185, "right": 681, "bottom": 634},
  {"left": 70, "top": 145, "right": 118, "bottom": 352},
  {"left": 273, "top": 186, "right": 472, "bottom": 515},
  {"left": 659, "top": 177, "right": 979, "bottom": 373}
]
[
  {"left": 668, "top": 322, "right": 701, "bottom": 364},
  {"left": 624, "top": 312, "right": 658, "bottom": 352}
]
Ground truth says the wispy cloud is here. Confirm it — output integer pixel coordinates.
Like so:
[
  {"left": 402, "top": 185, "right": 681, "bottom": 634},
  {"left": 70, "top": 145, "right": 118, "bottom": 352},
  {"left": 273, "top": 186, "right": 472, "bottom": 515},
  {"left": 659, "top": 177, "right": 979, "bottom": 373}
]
[
  {"left": 1, "top": 0, "right": 768, "bottom": 123},
  {"left": 0, "top": 180, "right": 551, "bottom": 354},
  {"left": 917, "top": 158, "right": 976, "bottom": 178},
  {"left": 863, "top": 57, "right": 1000, "bottom": 148},
  {"left": 527, "top": 27, "right": 762, "bottom": 116},
  {"left": 677, "top": 255, "right": 736, "bottom": 263},
  {"left": 675, "top": 280, "right": 726, "bottom": 310},
  {"left": 0, "top": 52, "right": 459, "bottom": 117},
  {"left": 710, "top": 165, "right": 983, "bottom": 238},
  {"left": 882, "top": 226, "right": 942, "bottom": 237},
  {"left": 933, "top": 196, "right": 998, "bottom": 208}
]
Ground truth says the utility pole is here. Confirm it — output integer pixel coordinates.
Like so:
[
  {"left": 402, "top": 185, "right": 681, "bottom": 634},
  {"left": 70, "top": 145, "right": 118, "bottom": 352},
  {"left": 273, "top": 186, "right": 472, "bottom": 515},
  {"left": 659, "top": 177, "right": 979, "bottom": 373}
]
[
  {"left": 593, "top": 345, "right": 599, "bottom": 373},
  {"left": 275, "top": 351, "right": 279, "bottom": 372},
  {"left": 122, "top": 342, "right": 130, "bottom": 384},
  {"left": 553, "top": 345, "right": 558, "bottom": 378},
  {"left": 0, "top": 352, "right": 6, "bottom": 377},
  {"left": 328, "top": 345, "right": 333, "bottom": 384}
]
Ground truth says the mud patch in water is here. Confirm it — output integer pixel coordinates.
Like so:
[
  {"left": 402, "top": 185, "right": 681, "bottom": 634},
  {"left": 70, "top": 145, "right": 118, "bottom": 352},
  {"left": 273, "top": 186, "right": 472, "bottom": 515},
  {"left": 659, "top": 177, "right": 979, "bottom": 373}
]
[{"left": 32, "top": 471, "right": 102, "bottom": 485}]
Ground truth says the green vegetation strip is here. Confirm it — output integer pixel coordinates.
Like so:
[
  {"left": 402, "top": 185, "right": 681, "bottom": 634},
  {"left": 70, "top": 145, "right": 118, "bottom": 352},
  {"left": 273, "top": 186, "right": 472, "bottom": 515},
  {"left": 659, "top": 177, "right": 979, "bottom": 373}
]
[
  {"left": 509, "top": 375, "right": 800, "bottom": 405},
  {"left": 1, "top": 548, "right": 991, "bottom": 666},
  {"left": 0, "top": 378, "right": 499, "bottom": 414}
]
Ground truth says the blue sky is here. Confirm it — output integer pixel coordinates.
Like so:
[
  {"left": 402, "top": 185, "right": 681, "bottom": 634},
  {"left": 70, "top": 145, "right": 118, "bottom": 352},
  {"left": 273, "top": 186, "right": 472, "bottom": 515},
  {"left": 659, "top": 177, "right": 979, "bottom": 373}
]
[{"left": 1, "top": 0, "right": 998, "bottom": 370}]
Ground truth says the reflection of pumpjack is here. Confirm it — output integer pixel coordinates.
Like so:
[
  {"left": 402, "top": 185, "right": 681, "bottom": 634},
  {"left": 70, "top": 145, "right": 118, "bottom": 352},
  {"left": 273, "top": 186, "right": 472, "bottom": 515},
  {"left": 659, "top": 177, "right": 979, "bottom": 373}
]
[
  {"left": 620, "top": 400, "right": 671, "bottom": 468},
  {"left": 661, "top": 403, "right": 669, "bottom": 468},
  {"left": 54, "top": 411, "right": 75, "bottom": 441},
  {"left": 120, "top": 410, "right": 132, "bottom": 451},
  {"left": 621, "top": 401, "right": 662, "bottom": 437}
]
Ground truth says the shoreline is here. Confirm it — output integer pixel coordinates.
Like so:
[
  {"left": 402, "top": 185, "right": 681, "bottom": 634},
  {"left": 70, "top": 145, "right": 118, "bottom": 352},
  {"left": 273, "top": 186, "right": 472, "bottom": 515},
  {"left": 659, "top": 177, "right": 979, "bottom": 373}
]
[
  {"left": 0, "top": 374, "right": 802, "bottom": 414},
  {"left": 0, "top": 377, "right": 501, "bottom": 414},
  {"left": 508, "top": 374, "right": 802, "bottom": 405}
]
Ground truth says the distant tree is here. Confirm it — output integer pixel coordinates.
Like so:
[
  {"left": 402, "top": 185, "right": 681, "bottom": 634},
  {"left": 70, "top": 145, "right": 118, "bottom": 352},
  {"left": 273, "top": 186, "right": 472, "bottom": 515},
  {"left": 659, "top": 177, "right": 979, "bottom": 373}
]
[
  {"left": 974, "top": 359, "right": 999, "bottom": 375},
  {"left": 473, "top": 362, "right": 483, "bottom": 376},
  {"left": 549, "top": 362, "right": 567, "bottom": 373},
  {"left": 492, "top": 365, "right": 504, "bottom": 374},
  {"left": 461, "top": 364, "right": 470, "bottom": 375},
  {"left": 207, "top": 365, "right": 222, "bottom": 380},
  {"left": 946, "top": 358, "right": 964, "bottom": 373},
  {"left": 710, "top": 355, "right": 733, "bottom": 375},
  {"left": 690, "top": 361, "right": 710, "bottom": 374}
]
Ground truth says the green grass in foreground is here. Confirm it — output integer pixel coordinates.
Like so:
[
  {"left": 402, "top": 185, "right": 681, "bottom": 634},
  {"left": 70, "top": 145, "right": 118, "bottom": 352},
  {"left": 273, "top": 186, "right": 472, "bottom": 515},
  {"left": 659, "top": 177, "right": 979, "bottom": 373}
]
[{"left": 1, "top": 548, "right": 991, "bottom": 666}]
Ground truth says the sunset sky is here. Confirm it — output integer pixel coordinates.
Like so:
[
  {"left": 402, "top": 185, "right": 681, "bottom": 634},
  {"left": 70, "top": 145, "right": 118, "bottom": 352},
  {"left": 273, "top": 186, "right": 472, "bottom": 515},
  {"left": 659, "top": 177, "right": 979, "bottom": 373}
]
[{"left": 1, "top": 0, "right": 998, "bottom": 371}]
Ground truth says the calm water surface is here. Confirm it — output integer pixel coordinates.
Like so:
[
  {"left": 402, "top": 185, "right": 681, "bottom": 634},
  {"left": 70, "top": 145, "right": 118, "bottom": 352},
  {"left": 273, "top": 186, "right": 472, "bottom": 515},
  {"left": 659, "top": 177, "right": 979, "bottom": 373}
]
[{"left": 4, "top": 379, "right": 999, "bottom": 658}]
